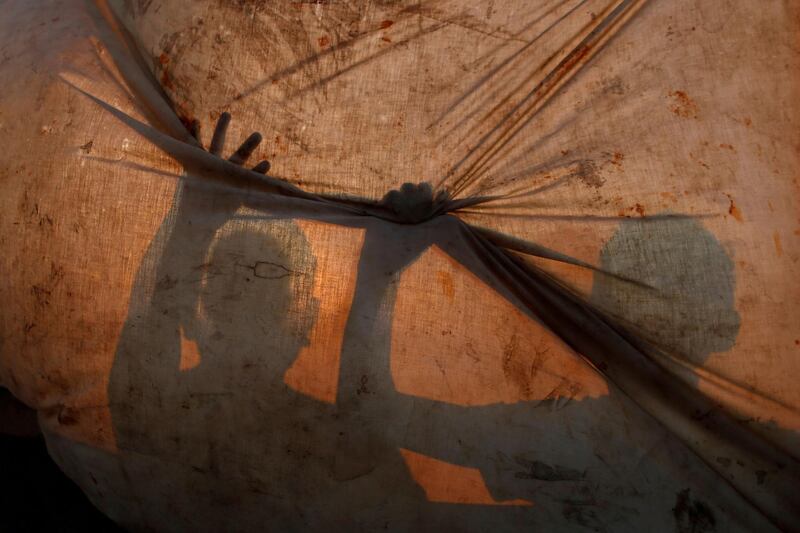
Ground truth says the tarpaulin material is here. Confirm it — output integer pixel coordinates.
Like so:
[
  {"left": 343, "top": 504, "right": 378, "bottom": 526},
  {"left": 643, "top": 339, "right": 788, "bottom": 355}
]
[{"left": 1, "top": 0, "right": 799, "bottom": 531}]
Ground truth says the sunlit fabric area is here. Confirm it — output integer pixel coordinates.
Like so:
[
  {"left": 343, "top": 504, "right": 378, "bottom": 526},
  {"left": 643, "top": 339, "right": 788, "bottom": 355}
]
[{"left": 0, "top": 0, "right": 798, "bottom": 531}]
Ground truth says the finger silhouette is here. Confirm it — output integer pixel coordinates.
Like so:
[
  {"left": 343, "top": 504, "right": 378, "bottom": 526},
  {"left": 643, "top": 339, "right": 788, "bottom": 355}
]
[
  {"left": 208, "top": 111, "right": 231, "bottom": 155},
  {"left": 252, "top": 160, "right": 271, "bottom": 174},
  {"left": 209, "top": 111, "right": 231, "bottom": 155},
  {"left": 229, "top": 132, "right": 263, "bottom": 165}
]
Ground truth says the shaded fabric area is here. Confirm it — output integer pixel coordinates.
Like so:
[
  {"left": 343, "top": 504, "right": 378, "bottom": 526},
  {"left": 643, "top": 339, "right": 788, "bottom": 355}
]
[
  {"left": 0, "top": 389, "right": 123, "bottom": 533},
  {"left": 0, "top": 434, "right": 121, "bottom": 532}
]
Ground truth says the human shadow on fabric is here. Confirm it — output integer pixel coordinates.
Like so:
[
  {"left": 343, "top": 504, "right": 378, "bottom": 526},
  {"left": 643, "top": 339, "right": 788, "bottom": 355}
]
[
  {"left": 590, "top": 215, "right": 740, "bottom": 381},
  {"left": 105, "top": 117, "right": 785, "bottom": 532},
  {"left": 65, "top": 4, "right": 800, "bottom": 526}
]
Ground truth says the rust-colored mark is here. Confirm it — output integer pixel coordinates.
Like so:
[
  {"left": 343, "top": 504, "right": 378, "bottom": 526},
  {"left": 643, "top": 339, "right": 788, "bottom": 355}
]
[
  {"left": 381, "top": 36, "right": 392, "bottom": 43},
  {"left": 668, "top": 90, "right": 698, "bottom": 119},
  {"left": 399, "top": 449, "right": 533, "bottom": 506},
  {"left": 726, "top": 194, "right": 743, "bottom": 222},
  {"left": 565, "top": 44, "right": 591, "bottom": 71},
  {"left": 719, "top": 143, "right": 736, "bottom": 152},
  {"left": 179, "top": 325, "right": 201, "bottom": 371},
  {"left": 773, "top": 231, "right": 783, "bottom": 257},
  {"left": 157, "top": 52, "right": 175, "bottom": 90},
  {"left": 610, "top": 152, "right": 624, "bottom": 167},
  {"left": 794, "top": 339, "right": 799, "bottom": 346},
  {"left": 531, "top": 42, "right": 592, "bottom": 99},
  {"left": 617, "top": 204, "right": 646, "bottom": 218},
  {"left": 437, "top": 270, "right": 455, "bottom": 300},
  {"left": 317, "top": 35, "right": 330, "bottom": 48},
  {"left": 160, "top": 70, "right": 174, "bottom": 90},
  {"left": 284, "top": 222, "right": 366, "bottom": 404},
  {"left": 380, "top": 20, "right": 394, "bottom": 29},
  {"left": 743, "top": 117, "right": 752, "bottom": 127}
]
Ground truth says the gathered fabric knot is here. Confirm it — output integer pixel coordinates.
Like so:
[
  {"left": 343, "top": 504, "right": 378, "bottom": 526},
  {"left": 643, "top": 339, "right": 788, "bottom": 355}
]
[{"left": 378, "top": 182, "right": 450, "bottom": 224}]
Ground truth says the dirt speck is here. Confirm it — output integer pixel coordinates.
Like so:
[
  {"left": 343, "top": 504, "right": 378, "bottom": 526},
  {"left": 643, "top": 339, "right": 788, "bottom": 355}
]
[
  {"left": 514, "top": 458, "right": 584, "bottom": 481},
  {"left": 668, "top": 90, "right": 698, "bottom": 119},
  {"left": 773, "top": 231, "right": 783, "bottom": 257},
  {"left": 617, "top": 204, "right": 646, "bottom": 218},
  {"left": 602, "top": 76, "right": 626, "bottom": 95},
  {"left": 317, "top": 35, "right": 330, "bottom": 48},
  {"left": 725, "top": 194, "right": 743, "bottom": 222},
  {"left": 437, "top": 270, "right": 454, "bottom": 300},
  {"left": 660, "top": 191, "right": 677, "bottom": 202},
  {"left": 576, "top": 160, "right": 604, "bottom": 188},
  {"left": 501, "top": 334, "right": 534, "bottom": 399},
  {"left": 160, "top": 69, "right": 174, "bottom": 90},
  {"left": 380, "top": 20, "right": 394, "bottom": 29},
  {"left": 673, "top": 489, "right": 716, "bottom": 533}
]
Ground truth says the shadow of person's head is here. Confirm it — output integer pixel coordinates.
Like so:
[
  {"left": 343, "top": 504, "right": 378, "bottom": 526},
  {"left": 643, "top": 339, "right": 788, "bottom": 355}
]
[
  {"left": 590, "top": 215, "right": 740, "bottom": 368},
  {"left": 188, "top": 218, "right": 319, "bottom": 383}
]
